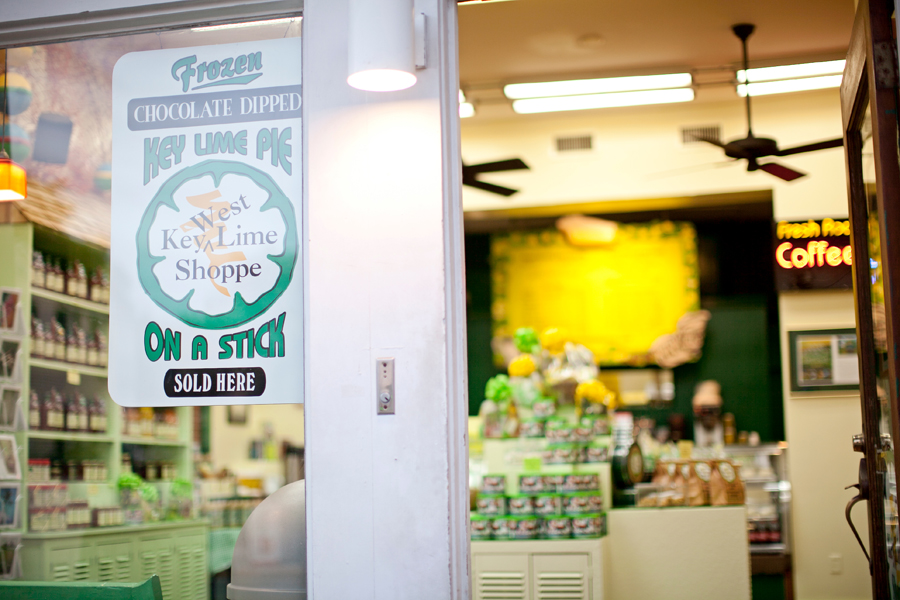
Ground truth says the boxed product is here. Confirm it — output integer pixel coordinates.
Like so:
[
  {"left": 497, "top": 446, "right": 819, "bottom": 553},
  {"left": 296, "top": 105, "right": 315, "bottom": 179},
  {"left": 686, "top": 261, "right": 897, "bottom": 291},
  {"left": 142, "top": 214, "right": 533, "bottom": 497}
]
[
  {"left": 490, "top": 516, "right": 510, "bottom": 540},
  {"left": 481, "top": 474, "right": 506, "bottom": 494},
  {"left": 507, "top": 516, "right": 540, "bottom": 540},
  {"left": 519, "top": 474, "right": 545, "bottom": 494},
  {"left": 476, "top": 493, "right": 506, "bottom": 516},
  {"left": 572, "top": 513, "right": 607, "bottom": 538},
  {"left": 541, "top": 516, "right": 572, "bottom": 539},
  {"left": 470, "top": 514, "right": 492, "bottom": 540},
  {"left": 507, "top": 494, "right": 535, "bottom": 516}
]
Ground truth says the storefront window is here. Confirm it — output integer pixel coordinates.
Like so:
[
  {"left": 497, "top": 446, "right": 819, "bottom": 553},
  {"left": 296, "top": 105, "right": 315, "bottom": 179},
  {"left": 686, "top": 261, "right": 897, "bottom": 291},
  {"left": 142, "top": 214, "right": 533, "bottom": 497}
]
[
  {"left": 860, "top": 104, "right": 900, "bottom": 595},
  {"left": 0, "top": 19, "right": 302, "bottom": 598}
]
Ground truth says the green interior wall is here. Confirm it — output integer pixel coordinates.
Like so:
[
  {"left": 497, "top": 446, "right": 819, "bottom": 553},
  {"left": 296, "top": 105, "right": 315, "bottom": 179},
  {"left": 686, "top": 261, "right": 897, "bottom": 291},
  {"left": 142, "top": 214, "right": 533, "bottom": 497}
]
[{"left": 465, "top": 216, "right": 785, "bottom": 442}]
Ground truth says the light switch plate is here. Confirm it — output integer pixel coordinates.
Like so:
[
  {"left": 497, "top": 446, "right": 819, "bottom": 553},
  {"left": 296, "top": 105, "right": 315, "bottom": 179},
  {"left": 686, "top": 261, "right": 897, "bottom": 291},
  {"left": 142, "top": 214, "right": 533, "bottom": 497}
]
[{"left": 377, "top": 358, "right": 395, "bottom": 415}]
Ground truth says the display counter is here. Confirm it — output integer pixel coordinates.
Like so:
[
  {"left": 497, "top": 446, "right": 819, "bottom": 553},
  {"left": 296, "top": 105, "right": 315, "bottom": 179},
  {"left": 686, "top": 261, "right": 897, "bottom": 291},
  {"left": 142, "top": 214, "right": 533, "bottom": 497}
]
[
  {"left": 472, "top": 537, "right": 607, "bottom": 600},
  {"left": 605, "top": 506, "right": 750, "bottom": 600},
  {"left": 19, "top": 519, "right": 209, "bottom": 600},
  {"left": 470, "top": 506, "right": 750, "bottom": 600}
]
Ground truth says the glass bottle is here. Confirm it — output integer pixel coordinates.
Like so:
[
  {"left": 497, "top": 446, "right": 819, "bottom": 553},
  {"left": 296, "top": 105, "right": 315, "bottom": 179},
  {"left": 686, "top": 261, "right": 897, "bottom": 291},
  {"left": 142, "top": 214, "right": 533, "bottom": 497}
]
[
  {"left": 51, "top": 259, "right": 65, "bottom": 293},
  {"left": 45, "top": 389, "right": 64, "bottom": 431},
  {"left": 75, "top": 325, "right": 87, "bottom": 364},
  {"left": 65, "top": 393, "right": 79, "bottom": 432},
  {"left": 31, "top": 317, "right": 45, "bottom": 358},
  {"left": 66, "top": 326, "right": 78, "bottom": 363},
  {"left": 97, "top": 330, "right": 108, "bottom": 367},
  {"left": 90, "top": 268, "right": 102, "bottom": 303},
  {"left": 52, "top": 318, "right": 66, "bottom": 361},
  {"left": 75, "top": 261, "right": 88, "bottom": 298},
  {"left": 90, "top": 395, "right": 107, "bottom": 433},
  {"left": 87, "top": 327, "right": 99, "bottom": 366},
  {"left": 610, "top": 411, "right": 644, "bottom": 489},
  {"left": 29, "top": 389, "right": 43, "bottom": 430},
  {"left": 32, "top": 251, "right": 45, "bottom": 288}
]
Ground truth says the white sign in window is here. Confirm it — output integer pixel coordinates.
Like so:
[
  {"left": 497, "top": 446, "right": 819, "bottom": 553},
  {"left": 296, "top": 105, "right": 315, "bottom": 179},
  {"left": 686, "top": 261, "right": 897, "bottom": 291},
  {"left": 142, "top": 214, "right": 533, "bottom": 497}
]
[{"left": 109, "top": 38, "right": 302, "bottom": 406}]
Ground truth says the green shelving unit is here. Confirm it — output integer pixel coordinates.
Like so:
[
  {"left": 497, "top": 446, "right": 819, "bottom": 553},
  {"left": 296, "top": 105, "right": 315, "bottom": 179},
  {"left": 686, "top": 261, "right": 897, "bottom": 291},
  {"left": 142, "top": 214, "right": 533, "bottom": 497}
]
[{"left": 0, "top": 220, "right": 206, "bottom": 598}]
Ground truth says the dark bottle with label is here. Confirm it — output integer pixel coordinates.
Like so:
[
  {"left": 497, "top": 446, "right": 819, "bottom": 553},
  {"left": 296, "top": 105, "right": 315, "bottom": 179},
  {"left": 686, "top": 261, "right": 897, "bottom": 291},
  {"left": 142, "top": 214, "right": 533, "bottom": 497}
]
[
  {"left": 45, "top": 389, "right": 64, "bottom": 431},
  {"left": 29, "top": 390, "right": 43, "bottom": 430},
  {"left": 611, "top": 412, "right": 644, "bottom": 488}
]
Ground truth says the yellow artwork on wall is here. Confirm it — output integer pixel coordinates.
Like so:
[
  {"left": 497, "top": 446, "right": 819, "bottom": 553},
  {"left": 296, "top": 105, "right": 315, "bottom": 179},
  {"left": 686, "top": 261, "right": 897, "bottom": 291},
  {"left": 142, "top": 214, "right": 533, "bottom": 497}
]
[{"left": 491, "top": 221, "right": 700, "bottom": 365}]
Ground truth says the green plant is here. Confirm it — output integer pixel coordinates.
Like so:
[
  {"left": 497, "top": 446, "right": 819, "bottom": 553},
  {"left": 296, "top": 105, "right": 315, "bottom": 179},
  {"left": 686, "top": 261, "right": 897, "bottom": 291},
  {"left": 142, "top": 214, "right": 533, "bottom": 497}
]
[
  {"left": 485, "top": 375, "right": 512, "bottom": 402},
  {"left": 513, "top": 327, "right": 541, "bottom": 354},
  {"left": 139, "top": 482, "right": 159, "bottom": 504},
  {"left": 171, "top": 478, "right": 193, "bottom": 499},
  {"left": 117, "top": 472, "right": 143, "bottom": 490}
]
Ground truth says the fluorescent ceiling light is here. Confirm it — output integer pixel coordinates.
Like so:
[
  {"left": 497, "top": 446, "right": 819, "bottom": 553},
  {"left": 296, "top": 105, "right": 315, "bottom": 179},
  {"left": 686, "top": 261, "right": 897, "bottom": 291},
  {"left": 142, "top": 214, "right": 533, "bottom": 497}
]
[
  {"left": 512, "top": 88, "right": 694, "bottom": 114},
  {"left": 737, "top": 60, "right": 845, "bottom": 83},
  {"left": 192, "top": 17, "right": 297, "bottom": 32},
  {"left": 459, "top": 90, "right": 467, "bottom": 103},
  {"left": 505, "top": 73, "right": 692, "bottom": 100},
  {"left": 460, "top": 102, "right": 475, "bottom": 118},
  {"left": 737, "top": 74, "right": 843, "bottom": 97}
]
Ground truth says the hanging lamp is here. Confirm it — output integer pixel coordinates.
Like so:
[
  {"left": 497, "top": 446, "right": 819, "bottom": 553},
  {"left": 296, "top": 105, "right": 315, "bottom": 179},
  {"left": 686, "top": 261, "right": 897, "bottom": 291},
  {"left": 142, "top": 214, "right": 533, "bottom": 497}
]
[
  {"left": 0, "top": 48, "right": 26, "bottom": 201},
  {"left": 347, "top": 0, "right": 417, "bottom": 92}
]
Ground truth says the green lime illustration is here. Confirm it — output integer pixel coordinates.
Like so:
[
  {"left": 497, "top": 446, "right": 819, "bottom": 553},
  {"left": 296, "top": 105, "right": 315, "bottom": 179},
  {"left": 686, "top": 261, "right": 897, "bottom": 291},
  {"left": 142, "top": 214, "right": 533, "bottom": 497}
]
[{"left": 136, "top": 159, "right": 298, "bottom": 329}]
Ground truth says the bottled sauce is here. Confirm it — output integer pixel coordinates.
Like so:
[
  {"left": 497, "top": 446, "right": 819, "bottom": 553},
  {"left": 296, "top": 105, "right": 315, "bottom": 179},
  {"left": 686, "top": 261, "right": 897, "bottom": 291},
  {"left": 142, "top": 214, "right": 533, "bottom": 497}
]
[
  {"left": 52, "top": 319, "right": 66, "bottom": 361},
  {"left": 47, "top": 259, "right": 64, "bottom": 293},
  {"left": 96, "top": 330, "right": 108, "bottom": 367},
  {"left": 723, "top": 413, "right": 736, "bottom": 445},
  {"left": 90, "top": 267, "right": 109, "bottom": 304},
  {"left": 611, "top": 412, "right": 644, "bottom": 488},
  {"left": 77, "top": 394, "right": 90, "bottom": 431},
  {"left": 75, "top": 261, "right": 88, "bottom": 298},
  {"left": 74, "top": 325, "right": 87, "bottom": 364},
  {"left": 31, "top": 317, "right": 45, "bottom": 358},
  {"left": 65, "top": 394, "right": 81, "bottom": 432},
  {"left": 29, "top": 390, "right": 42, "bottom": 430},
  {"left": 89, "top": 395, "right": 107, "bottom": 433},
  {"left": 66, "top": 327, "right": 79, "bottom": 363},
  {"left": 45, "top": 389, "right": 64, "bottom": 431},
  {"left": 65, "top": 261, "right": 78, "bottom": 297},
  {"left": 32, "top": 252, "right": 45, "bottom": 288},
  {"left": 140, "top": 407, "right": 154, "bottom": 436},
  {"left": 87, "top": 331, "right": 99, "bottom": 366}
]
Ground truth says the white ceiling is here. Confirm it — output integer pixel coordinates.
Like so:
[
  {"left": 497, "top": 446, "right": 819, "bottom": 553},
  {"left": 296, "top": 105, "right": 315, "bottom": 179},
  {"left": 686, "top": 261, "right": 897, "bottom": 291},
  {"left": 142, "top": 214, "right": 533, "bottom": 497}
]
[{"left": 458, "top": 0, "right": 856, "bottom": 118}]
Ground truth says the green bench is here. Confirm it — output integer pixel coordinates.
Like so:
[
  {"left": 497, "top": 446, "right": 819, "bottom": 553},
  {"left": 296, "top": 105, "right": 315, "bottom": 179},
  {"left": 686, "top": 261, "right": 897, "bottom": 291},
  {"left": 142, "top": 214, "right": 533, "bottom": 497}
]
[{"left": 0, "top": 576, "right": 163, "bottom": 600}]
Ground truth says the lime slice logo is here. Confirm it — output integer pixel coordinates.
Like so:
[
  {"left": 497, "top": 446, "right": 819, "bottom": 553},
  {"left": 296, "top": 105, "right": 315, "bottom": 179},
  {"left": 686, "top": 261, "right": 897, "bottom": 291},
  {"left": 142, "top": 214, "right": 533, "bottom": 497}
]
[{"left": 137, "top": 160, "right": 297, "bottom": 329}]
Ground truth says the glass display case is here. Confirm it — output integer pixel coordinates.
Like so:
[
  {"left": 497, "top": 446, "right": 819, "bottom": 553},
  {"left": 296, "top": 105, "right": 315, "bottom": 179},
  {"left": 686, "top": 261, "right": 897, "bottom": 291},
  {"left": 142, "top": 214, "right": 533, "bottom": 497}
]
[{"left": 727, "top": 443, "right": 791, "bottom": 556}]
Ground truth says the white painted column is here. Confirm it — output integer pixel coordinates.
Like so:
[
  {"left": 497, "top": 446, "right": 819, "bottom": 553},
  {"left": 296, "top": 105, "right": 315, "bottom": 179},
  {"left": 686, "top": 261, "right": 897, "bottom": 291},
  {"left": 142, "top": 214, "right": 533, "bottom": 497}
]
[{"left": 302, "top": 1, "right": 469, "bottom": 598}]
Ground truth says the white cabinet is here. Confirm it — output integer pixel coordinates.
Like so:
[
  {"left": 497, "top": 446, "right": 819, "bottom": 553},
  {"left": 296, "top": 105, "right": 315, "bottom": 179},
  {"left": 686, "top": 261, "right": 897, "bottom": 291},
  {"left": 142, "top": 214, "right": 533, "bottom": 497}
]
[{"left": 471, "top": 538, "right": 606, "bottom": 600}]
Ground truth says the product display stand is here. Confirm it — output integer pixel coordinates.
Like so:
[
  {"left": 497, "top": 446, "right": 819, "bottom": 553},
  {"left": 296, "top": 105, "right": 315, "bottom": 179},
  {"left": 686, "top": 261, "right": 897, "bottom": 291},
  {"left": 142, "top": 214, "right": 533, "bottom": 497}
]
[
  {"left": 0, "top": 221, "right": 206, "bottom": 598},
  {"left": 472, "top": 537, "right": 607, "bottom": 600},
  {"left": 605, "top": 506, "right": 750, "bottom": 600}
]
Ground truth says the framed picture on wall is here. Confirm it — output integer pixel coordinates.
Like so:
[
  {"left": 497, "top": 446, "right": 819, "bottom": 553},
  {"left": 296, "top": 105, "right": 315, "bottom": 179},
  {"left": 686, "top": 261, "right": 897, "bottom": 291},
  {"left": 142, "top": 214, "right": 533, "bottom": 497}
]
[
  {"left": 227, "top": 405, "right": 248, "bottom": 425},
  {"left": 0, "top": 483, "right": 19, "bottom": 529},
  {"left": 0, "top": 387, "right": 20, "bottom": 430},
  {"left": 0, "top": 289, "right": 21, "bottom": 333},
  {"left": 789, "top": 328, "right": 860, "bottom": 392},
  {"left": 0, "top": 435, "right": 19, "bottom": 480}
]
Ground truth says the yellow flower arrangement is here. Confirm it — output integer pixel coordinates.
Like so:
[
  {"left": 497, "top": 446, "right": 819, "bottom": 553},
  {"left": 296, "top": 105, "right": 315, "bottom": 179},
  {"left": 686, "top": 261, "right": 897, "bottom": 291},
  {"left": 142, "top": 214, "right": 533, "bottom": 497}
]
[
  {"left": 541, "top": 327, "right": 568, "bottom": 354},
  {"left": 575, "top": 379, "right": 618, "bottom": 414},
  {"left": 508, "top": 354, "right": 536, "bottom": 377}
]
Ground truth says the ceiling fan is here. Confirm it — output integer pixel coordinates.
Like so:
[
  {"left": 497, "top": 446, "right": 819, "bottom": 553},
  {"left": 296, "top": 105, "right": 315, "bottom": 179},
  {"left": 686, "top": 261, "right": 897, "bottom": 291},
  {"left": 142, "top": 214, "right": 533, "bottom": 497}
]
[
  {"left": 691, "top": 24, "right": 844, "bottom": 181},
  {"left": 462, "top": 158, "right": 529, "bottom": 196}
]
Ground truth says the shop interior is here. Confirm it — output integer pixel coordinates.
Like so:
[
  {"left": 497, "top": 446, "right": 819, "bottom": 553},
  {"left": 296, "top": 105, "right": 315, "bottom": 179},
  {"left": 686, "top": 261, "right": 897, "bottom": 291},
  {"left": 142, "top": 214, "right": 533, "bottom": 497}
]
[{"left": 0, "top": 1, "right": 867, "bottom": 600}]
